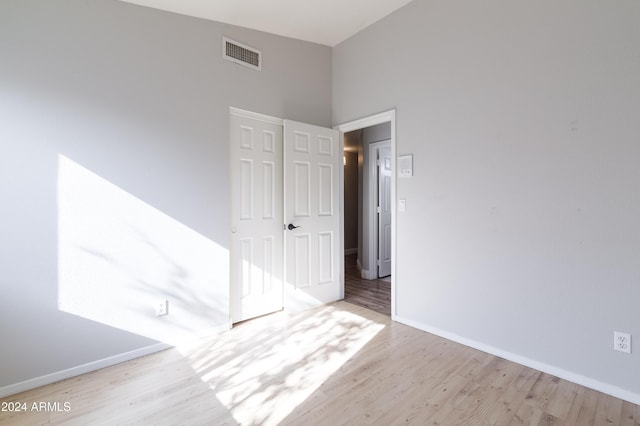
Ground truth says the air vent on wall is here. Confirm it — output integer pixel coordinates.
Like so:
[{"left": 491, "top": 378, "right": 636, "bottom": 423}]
[{"left": 223, "top": 37, "right": 262, "bottom": 71}]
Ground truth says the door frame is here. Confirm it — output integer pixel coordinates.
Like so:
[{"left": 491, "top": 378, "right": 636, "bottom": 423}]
[{"left": 335, "top": 109, "right": 397, "bottom": 319}]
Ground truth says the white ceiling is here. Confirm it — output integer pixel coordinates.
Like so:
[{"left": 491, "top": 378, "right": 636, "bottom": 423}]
[{"left": 117, "top": 0, "right": 414, "bottom": 46}]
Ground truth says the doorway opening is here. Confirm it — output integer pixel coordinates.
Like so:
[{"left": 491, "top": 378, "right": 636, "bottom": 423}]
[{"left": 337, "top": 110, "right": 396, "bottom": 318}]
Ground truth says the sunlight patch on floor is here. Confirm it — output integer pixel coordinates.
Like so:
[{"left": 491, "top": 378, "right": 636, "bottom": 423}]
[{"left": 177, "top": 303, "right": 385, "bottom": 425}]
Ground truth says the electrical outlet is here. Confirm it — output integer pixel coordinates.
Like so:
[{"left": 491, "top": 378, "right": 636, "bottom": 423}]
[
  {"left": 614, "top": 331, "right": 631, "bottom": 354},
  {"left": 156, "top": 300, "right": 169, "bottom": 316}
]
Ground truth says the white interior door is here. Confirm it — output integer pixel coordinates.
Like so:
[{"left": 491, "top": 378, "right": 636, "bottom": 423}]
[
  {"left": 377, "top": 145, "right": 392, "bottom": 278},
  {"left": 230, "top": 113, "right": 284, "bottom": 323},
  {"left": 284, "top": 120, "right": 342, "bottom": 312}
]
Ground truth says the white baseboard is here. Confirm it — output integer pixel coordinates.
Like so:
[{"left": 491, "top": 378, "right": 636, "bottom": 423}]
[
  {"left": 344, "top": 248, "right": 357, "bottom": 255},
  {"left": 394, "top": 315, "right": 640, "bottom": 406},
  {"left": 0, "top": 343, "right": 171, "bottom": 399},
  {"left": 360, "top": 269, "right": 376, "bottom": 280},
  {"left": 0, "top": 323, "right": 232, "bottom": 399}
]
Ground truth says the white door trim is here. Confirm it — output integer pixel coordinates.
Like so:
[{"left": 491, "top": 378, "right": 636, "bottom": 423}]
[
  {"left": 335, "top": 109, "right": 397, "bottom": 319},
  {"left": 229, "top": 107, "right": 283, "bottom": 126}
]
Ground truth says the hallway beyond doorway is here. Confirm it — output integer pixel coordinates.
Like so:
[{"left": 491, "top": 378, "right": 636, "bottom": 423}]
[{"left": 344, "top": 254, "right": 390, "bottom": 316}]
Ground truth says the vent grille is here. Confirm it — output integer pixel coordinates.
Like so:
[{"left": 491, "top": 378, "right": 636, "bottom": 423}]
[{"left": 223, "top": 37, "right": 261, "bottom": 71}]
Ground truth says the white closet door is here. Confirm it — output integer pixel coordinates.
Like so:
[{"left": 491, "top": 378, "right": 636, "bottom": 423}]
[
  {"left": 284, "top": 120, "right": 341, "bottom": 312},
  {"left": 230, "top": 113, "right": 284, "bottom": 323},
  {"left": 378, "top": 145, "right": 392, "bottom": 278}
]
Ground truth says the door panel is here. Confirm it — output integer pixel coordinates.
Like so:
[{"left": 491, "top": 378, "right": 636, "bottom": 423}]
[
  {"left": 262, "top": 162, "right": 275, "bottom": 219},
  {"left": 284, "top": 120, "right": 342, "bottom": 312},
  {"left": 293, "top": 161, "right": 311, "bottom": 217},
  {"left": 230, "top": 114, "right": 284, "bottom": 323},
  {"left": 318, "top": 164, "right": 334, "bottom": 216},
  {"left": 378, "top": 145, "right": 392, "bottom": 277},
  {"left": 294, "top": 233, "right": 311, "bottom": 288}
]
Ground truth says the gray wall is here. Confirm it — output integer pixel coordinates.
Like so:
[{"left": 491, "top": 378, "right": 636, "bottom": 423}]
[
  {"left": 0, "top": 0, "right": 330, "bottom": 389},
  {"left": 334, "top": 0, "right": 640, "bottom": 398}
]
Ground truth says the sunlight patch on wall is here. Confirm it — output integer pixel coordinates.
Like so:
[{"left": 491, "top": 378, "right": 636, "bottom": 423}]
[
  {"left": 178, "top": 304, "right": 385, "bottom": 425},
  {"left": 57, "top": 155, "right": 229, "bottom": 345}
]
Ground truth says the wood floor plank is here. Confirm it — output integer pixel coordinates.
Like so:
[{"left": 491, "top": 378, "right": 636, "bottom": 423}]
[
  {"left": 541, "top": 375, "right": 579, "bottom": 421},
  {"left": 620, "top": 400, "right": 638, "bottom": 426},
  {"left": 2, "top": 300, "right": 639, "bottom": 425},
  {"left": 511, "top": 402, "right": 545, "bottom": 425},
  {"left": 481, "top": 364, "right": 532, "bottom": 424},
  {"left": 594, "top": 392, "right": 624, "bottom": 425},
  {"left": 524, "top": 373, "right": 559, "bottom": 413},
  {"left": 567, "top": 387, "right": 599, "bottom": 425},
  {"left": 493, "top": 369, "right": 542, "bottom": 426}
]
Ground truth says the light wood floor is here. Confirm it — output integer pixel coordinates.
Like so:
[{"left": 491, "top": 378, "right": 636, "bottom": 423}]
[
  {"left": 2, "top": 302, "right": 639, "bottom": 425},
  {"left": 344, "top": 254, "right": 391, "bottom": 316}
]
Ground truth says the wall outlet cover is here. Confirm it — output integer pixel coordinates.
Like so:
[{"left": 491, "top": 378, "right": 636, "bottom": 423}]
[
  {"left": 156, "top": 300, "right": 169, "bottom": 316},
  {"left": 614, "top": 331, "right": 631, "bottom": 354}
]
